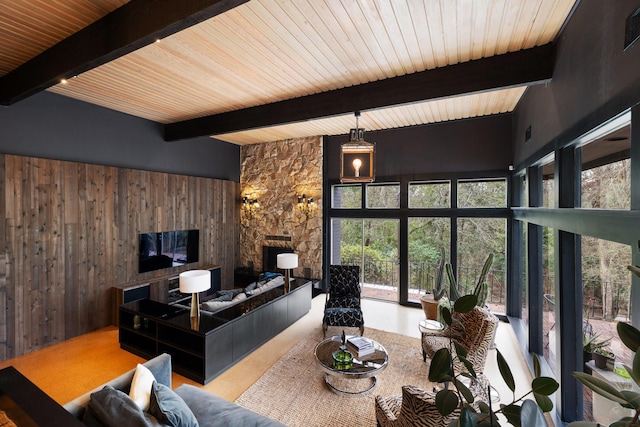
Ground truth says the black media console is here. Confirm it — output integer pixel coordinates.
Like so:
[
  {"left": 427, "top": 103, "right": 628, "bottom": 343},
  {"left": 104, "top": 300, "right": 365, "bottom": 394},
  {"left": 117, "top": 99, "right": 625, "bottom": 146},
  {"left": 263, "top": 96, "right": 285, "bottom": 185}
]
[{"left": 118, "top": 279, "right": 312, "bottom": 384}]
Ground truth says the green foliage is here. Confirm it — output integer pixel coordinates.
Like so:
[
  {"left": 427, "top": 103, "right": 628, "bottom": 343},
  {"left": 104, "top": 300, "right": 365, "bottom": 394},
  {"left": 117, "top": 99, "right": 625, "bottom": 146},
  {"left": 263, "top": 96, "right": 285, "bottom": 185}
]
[
  {"left": 457, "top": 180, "right": 507, "bottom": 208},
  {"left": 446, "top": 261, "right": 461, "bottom": 301},
  {"left": 497, "top": 350, "right": 515, "bottom": 393},
  {"left": 454, "top": 294, "right": 478, "bottom": 313},
  {"left": 570, "top": 321, "right": 640, "bottom": 426},
  {"left": 428, "top": 302, "right": 558, "bottom": 426},
  {"left": 429, "top": 348, "right": 454, "bottom": 383},
  {"left": 341, "top": 244, "right": 384, "bottom": 263},
  {"left": 446, "top": 253, "right": 494, "bottom": 306},
  {"left": 583, "top": 331, "right": 611, "bottom": 354},
  {"left": 409, "top": 241, "right": 440, "bottom": 265},
  {"left": 618, "top": 321, "right": 640, "bottom": 352},
  {"left": 473, "top": 254, "right": 493, "bottom": 307},
  {"left": 432, "top": 247, "right": 447, "bottom": 300}
]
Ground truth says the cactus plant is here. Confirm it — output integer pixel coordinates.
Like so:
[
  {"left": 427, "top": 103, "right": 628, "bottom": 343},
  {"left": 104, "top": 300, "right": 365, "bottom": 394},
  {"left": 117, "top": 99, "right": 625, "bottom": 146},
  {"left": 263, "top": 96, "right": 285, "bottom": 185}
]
[
  {"left": 432, "top": 247, "right": 447, "bottom": 301},
  {"left": 420, "top": 248, "right": 448, "bottom": 320},
  {"left": 446, "top": 253, "right": 493, "bottom": 307}
]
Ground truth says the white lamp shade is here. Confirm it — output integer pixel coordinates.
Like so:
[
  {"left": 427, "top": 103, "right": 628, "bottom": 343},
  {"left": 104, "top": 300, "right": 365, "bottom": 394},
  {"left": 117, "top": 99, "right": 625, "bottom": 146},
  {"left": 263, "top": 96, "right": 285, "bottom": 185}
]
[
  {"left": 277, "top": 253, "right": 298, "bottom": 269},
  {"left": 179, "top": 270, "right": 211, "bottom": 293}
]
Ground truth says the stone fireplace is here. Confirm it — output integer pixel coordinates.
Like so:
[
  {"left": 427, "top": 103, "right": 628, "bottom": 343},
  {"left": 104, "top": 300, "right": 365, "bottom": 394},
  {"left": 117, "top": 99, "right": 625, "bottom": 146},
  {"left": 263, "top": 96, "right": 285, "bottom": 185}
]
[{"left": 240, "top": 136, "right": 322, "bottom": 280}]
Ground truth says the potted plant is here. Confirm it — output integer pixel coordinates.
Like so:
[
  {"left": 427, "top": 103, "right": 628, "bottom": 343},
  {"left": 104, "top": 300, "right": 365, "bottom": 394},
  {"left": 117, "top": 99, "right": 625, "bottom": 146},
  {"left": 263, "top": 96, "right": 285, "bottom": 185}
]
[
  {"left": 570, "top": 321, "right": 640, "bottom": 426},
  {"left": 429, "top": 294, "right": 559, "bottom": 426},
  {"left": 591, "top": 347, "right": 616, "bottom": 370},
  {"left": 420, "top": 248, "right": 447, "bottom": 320},
  {"left": 582, "top": 330, "right": 616, "bottom": 371},
  {"left": 568, "top": 265, "right": 640, "bottom": 426},
  {"left": 582, "top": 331, "right": 611, "bottom": 363}
]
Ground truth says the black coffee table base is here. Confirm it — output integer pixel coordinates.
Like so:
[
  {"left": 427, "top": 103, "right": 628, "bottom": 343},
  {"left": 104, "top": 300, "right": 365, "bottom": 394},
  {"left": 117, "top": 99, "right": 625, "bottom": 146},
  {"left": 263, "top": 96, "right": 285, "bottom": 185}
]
[{"left": 324, "top": 373, "right": 377, "bottom": 395}]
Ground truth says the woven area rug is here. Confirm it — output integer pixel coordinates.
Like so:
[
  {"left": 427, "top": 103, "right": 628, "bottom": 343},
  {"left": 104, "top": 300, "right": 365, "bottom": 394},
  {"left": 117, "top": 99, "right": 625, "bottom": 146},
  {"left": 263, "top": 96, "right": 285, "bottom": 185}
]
[{"left": 235, "top": 328, "right": 436, "bottom": 426}]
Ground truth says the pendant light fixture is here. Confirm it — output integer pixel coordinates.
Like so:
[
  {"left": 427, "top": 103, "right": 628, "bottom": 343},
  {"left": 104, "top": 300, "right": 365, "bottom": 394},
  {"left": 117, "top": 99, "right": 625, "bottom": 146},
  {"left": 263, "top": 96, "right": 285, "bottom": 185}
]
[{"left": 340, "top": 111, "right": 375, "bottom": 183}]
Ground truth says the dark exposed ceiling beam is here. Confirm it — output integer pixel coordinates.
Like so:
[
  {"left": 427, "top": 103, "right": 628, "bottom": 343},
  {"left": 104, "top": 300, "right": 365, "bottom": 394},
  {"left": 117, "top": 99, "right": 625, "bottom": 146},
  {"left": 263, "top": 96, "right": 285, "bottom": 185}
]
[
  {"left": 164, "top": 43, "right": 556, "bottom": 141},
  {"left": 0, "top": 0, "right": 249, "bottom": 106}
]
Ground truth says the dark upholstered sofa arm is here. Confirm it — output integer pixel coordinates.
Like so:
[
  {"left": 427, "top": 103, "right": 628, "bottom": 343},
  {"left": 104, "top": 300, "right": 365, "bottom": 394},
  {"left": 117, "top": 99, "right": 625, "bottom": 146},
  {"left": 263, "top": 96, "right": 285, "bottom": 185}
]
[
  {"left": 63, "top": 353, "right": 284, "bottom": 426},
  {"left": 63, "top": 353, "right": 172, "bottom": 419},
  {"left": 175, "top": 384, "right": 286, "bottom": 427}
]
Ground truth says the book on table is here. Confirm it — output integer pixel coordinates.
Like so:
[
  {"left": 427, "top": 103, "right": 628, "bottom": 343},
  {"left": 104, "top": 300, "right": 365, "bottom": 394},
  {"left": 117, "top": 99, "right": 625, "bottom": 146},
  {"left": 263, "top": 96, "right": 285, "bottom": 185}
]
[{"left": 346, "top": 336, "right": 374, "bottom": 357}]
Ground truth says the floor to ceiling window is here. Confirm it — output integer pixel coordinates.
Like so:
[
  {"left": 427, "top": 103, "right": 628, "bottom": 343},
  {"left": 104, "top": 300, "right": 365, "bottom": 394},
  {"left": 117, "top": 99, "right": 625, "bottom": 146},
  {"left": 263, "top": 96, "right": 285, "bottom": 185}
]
[
  {"left": 521, "top": 222, "right": 528, "bottom": 325},
  {"left": 511, "top": 108, "right": 636, "bottom": 424},
  {"left": 408, "top": 217, "right": 450, "bottom": 304},
  {"left": 330, "top": 183, "right": 401, "bottom": 302},
  {"left": 542, "top": 225, "right": 556, "bottom": 374},
  {"left": 576, "top": 117, "right": 633, "bottom": 422},
  {"left": 457, "top": 218, "right": 507, "bottom": 313},
  {"left": 407, "top": 180, "right": 451, "bottom": 304},
  {"left": 329, "top": 175, "right": 509, "bottom": 309},
  {"left": 456, "top": 179, "right": 508, "bottom": 313}
]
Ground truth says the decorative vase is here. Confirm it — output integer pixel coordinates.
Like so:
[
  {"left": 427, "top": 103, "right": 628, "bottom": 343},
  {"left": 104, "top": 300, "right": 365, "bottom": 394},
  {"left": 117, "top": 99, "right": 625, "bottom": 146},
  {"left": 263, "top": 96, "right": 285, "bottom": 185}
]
[
  {"left": 332, "top": 345, "right": 353, "bottom": 370},
  {"left": 332, "top": 330, "right": 353, "bottom": 370}
]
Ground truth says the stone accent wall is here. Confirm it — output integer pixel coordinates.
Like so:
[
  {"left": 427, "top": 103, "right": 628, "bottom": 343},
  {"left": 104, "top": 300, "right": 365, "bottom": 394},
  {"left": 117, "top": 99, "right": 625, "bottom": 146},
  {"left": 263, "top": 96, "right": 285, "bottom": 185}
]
[{"left": 240, "top": 136, "right": 323, "bottom": 279}]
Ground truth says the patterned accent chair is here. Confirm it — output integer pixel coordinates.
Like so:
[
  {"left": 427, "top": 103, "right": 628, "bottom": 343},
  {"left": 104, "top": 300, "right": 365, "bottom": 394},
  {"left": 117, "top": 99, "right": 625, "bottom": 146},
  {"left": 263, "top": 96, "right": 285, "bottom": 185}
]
[
  {"left": 421, "top": 306, "right": 499, "bottom": 374},
  {"left": 322, "top": 265, "right": 365, "bottom": 338},
  {"left": 375, "top": 376, "right": 490, "bottom": 427},
  {"left": 375, "top": 386, "right": 457, "bottom": 427}
]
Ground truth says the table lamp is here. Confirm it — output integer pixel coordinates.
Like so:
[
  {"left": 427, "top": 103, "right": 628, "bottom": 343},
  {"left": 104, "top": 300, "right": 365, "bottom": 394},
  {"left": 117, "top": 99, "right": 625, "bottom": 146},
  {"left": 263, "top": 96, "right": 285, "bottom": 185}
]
[
  {"left": 179, "top": 269, "right": 211, "bottom": 330},
  {"left": 277, "top": 253, "right": 298, "bottom": 293}
]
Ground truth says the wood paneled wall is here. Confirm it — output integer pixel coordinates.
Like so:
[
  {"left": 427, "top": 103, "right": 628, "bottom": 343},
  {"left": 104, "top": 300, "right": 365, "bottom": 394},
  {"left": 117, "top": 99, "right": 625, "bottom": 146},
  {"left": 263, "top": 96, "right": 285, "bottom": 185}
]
[{"left": 0, "top": 154, "right": 239, "bottom": 361}]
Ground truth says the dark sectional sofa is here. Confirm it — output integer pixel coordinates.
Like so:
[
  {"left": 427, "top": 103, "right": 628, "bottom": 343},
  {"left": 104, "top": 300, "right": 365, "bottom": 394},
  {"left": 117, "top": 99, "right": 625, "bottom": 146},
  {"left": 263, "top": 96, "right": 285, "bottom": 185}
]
[
  {"left": 175, "top": 273, "right": 286, "bottom": 315},
  {"left": 64, "top": 353, "right": 284, "bottom": 426}
]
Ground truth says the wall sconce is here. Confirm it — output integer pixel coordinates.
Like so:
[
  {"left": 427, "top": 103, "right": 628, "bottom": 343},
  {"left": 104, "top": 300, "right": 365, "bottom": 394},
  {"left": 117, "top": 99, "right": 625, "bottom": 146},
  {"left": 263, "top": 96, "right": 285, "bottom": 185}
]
[
  {"left": 297, "top": 194, "right": 315, "bottom": 216},
  {"left": 242, "top": 196, "right": 259, "bottom": 219},
  {"left": 340, "top": 111, "right": 375, "bottom": 183}
]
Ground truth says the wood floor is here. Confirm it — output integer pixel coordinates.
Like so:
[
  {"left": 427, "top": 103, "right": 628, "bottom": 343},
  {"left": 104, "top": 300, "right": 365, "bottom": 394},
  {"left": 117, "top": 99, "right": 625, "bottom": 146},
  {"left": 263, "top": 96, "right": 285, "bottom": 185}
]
[{"left": 0, "top": 295, "right": 532, "bottom": 410}]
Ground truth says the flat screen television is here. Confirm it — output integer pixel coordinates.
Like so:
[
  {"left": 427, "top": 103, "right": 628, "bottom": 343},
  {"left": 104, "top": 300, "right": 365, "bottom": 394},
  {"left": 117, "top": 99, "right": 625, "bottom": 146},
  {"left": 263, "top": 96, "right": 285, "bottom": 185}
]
[{"left": 138, "top": 229, "right": 199, "bottom": 273}]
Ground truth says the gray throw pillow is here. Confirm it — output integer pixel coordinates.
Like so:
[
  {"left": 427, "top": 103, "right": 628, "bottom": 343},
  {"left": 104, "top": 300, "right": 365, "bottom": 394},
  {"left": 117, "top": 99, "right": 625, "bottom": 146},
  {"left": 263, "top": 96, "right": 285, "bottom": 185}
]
[
  {"left": 148, "top": 382, "right": 199, "bottom": 427},
  {"left": 244, "top": 282, "right": 258, "bottom": 292},
  {"left": 212, "top": 291, "right": 234, "bottom": 302},
  {"left": 217, "top": 289, "right": 243, "bottom": 299},
  {"left": 82, "top": 385, "right": 150, "bottom": 427},
  {"left": 201, "top": 300, "right": 232, "bottom": 311}
]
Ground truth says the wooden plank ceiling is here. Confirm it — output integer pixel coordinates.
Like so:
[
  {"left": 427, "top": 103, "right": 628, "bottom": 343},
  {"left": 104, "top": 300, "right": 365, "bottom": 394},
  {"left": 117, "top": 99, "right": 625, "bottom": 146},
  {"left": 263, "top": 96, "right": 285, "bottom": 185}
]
[{"left": 0, "top": 0, "right": 576, "bottom": 145}]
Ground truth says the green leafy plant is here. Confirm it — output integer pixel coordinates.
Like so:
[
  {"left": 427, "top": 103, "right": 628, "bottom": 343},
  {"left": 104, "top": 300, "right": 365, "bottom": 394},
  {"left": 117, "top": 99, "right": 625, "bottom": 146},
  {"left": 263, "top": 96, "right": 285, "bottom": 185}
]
[
  {"left": 568, "top": 265, "right": 640, "bottom": 426},
  {"left": 593, "top": 346, "right": 615, "bottom": 358},
  {"left": 428, "top": 294, "right": 559, "bottom": 426},
  {"left": 569, "top": 322, "right": 640, "bottom": 427},
  {"left": 447, "top": 253, "right": 494, "bottom": 308},
  {"left": 583, "top": 331, "right": 611, "bottom": 354}
]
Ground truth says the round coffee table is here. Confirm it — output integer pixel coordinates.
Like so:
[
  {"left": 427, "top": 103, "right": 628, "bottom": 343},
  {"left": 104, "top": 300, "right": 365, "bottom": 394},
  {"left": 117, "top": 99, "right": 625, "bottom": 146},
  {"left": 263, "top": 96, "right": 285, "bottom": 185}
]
[{"left": 314, "top": 335, "right": 389, "bottom": 395}]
